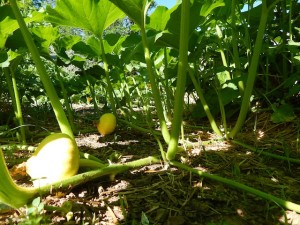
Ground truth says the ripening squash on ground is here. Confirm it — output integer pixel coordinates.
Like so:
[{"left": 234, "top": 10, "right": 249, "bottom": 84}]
[
  {"left": 26, "top": 133, "right": 80, "bottom": 187},
  {"left": 97, "top": 113, "right": 117, "bottom": 136}
]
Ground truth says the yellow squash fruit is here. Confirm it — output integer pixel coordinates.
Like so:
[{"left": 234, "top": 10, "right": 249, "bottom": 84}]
[
  {"left": 26, "top": 133, "right": 80, "bottom": 187},
  {"left": 97, "top": 113, "right": 117, "bottom": 136}
]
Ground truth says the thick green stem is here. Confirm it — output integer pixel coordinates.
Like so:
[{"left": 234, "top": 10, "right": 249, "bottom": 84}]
[
  {"left": 288, "top": 0, "right": 294, "bottom": 74},
  {"left": 3, "top": 68, "right": 17, "bottom": 118},
  {"left": 171, "top": 161, "right": 300, "bottom": 213},
  {"left": 232, "top": 140, "right": 300, "bottom": 164},
  {"left": 140, "top": 27, "right": 170, "bottom": 144},
  {"left": 166, "top": 0, "right": 190, "bottom": 160},
  {"left": 216, "top": 87, "right": 227, "bottom": 137},
  {"left": 228, "top": 1, "right": 269, "bottom": 138},
  {"left": 188, "top": 67, "right": 222, "bottom": 136},
  {"left": 0, "top": 148, "right": 36, "bottom": 208},
  {"left": 0, "top": 145, "right": 159, "bottom": 208},
  {"left": 79, "top": 158, "right": 106, "bottom": 168},
  {"left": 9, "top": 0, "right": 74, "bottom": 139},
  {"left": 3, "top": 68, "right": 26, "bottom": 143},
  {"left": 119, "top": 119, "right": 162, "bottom": 136},
  {"left": 84, "top": 70, "right": 100, "bottom": 116},
  {"left": 10, "top": 67, "right": 27, "bottom": 144},
  {"left": 215, "top": 25, "right": 231, "bottom": 81},
  {"left": 99, "top": 36, "right": 117, "bottom": 115},
  {"left": 35, "top": 156, "right": 161, "bottom": 194},
  {"left": 80, "top": 151, "right": 105, "bottom": 164},
  {"left": 231, "top": 0, "right": 244, "bottom": 94},
  {"left": 163, "top": 48, "right": 173, "bottom": 120},
  {"left": 54, "top": 64, "right": 76, "bottom": 132}
]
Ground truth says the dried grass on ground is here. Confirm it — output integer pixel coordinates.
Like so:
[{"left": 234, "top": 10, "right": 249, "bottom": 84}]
[{"left": 1, "top": 108, "right": 299, "bottom": 225}]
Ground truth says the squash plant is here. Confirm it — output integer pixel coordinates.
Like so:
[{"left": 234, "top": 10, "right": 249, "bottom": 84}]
[
  {"left": 0, "top": 0, "right": 299, "bottom": 216},
  {"left": 45, "top": 0, "right": 126, "bottom": 115}
]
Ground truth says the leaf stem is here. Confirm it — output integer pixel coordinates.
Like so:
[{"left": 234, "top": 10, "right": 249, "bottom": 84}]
[
  {"left": 3, "top": 68, "right": 27, "bottom": 144},
  {"left": 230, "top": 0, "right": 243, "bottom": 94},
  {"left": 9, "top": 0, "right": 74, "bottom": 139},
  {"left": 228, "top": 0, "right": 269, "bottom": 138},
  {"left": 166, "top": 0, "right": 190, "bottom": 160},
  {"left": 232, "top": 140, "right": 300, "bottom": 164},
  {"left": 170, "top": 160, "right": 300, "bottom": 213},
  {"left": 0, "top": 148, "right": 36, "bottom": 208},
  {"left": 188, "top": 66, "right": 222, "bottom": 136},
  {"left": 140, "top": 26, "right": 170, "bottom": 144},
  {"left": 99, "top": 36, "right": 117, "bottom": 115}
]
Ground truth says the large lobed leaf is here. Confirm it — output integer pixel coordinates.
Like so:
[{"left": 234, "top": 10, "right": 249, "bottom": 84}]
[
  {"left": 0, "top": 5, "right": 43, "bottom": 49},
  {"left": 31, "top": 26, "right": 60, "bottom": 56},
  {"left": 46, "top": 0, "right": 125, "bottom": 37},
  {"left": 150, "top": 0, "right": 225, "bottom": 50},
  {"left": 108, "top": 0, "right": 148, "bottom": 28}
]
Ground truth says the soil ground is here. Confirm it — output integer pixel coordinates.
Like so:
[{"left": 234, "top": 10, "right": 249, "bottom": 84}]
[{"left": 0, "top": 105, "right": 300, "bottom": 225}]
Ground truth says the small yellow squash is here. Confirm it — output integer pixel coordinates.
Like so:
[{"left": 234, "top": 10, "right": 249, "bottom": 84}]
[
  {"left": 26, "top": 133, "right": 80, "bottom": 187},
  {"left": 97, "top": 113, "right": 117, "bottom": 136}
]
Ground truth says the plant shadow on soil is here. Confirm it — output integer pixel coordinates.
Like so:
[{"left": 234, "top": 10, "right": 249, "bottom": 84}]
[{"left": 1, "top": 106, "right": 300, "bottom": 225}]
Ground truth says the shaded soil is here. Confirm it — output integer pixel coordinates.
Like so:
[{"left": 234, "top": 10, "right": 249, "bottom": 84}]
[{"left": 0, "top": 106, "right": 300, "bottom": 225}]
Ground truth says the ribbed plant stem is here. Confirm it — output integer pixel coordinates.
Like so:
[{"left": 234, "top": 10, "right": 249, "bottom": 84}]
[
  {"left": 140, "top": 27, "right": 170, "bottom": 144},
  {"left": 166, "top": 0, "right": 190, "bottom": 160},
  {"left": 0, "top": 143, "right": 159, "bottom": 208},
  {"left": 231, "top": 0, "right": 244, "bottom": 94},
  {"left": 36, "top": 156, "right": 161, "bottom": 194},
  {"left": 0, "top": 149, "right": 36, "bottom": 208},
  {"left": 99, "top": 36, "right": 117, "bottom": 115},
  {"left": 54, "top": 64, "right": 76, "bottom": 132},
  {"left": 10, "top": 67, "right": 27, "bottom": 144},
  {"left": 188, "top": 67, "right": 222, "bottom": 136},
  {"left": 9, "top": 0, "right": 74, "bottom": 139},
  {"left": 228, "top": 1, "right": 269, "bottom": 139},
  {"left": 171, "top": 160, "right": 300, "bottom": 213},
  {"left": 232, "top": 140, "right": 300, "bottom": 164},
  {"left": 3, "top": 68, "right": 27, "bottom": 143}
]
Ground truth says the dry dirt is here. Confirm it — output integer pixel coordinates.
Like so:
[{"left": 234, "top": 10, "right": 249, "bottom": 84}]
[{"left": 0, "top": 107, "right": 300, "bottom": 225}]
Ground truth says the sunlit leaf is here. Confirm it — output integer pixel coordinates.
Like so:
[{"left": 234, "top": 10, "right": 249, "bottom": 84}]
[
  {"left": 46, "top": 0, "right": 125, "bottom": 37},
  {"left": 108, "top": 0, "right": 149, "bottom": 27},
  {"left": 57, "top": 35, "right": 82, "bottom": 50},
  {"left": 154, "top": 0, "right": 224, "bottom": 50},
  {"left": 103, "top": 33, "right": 126, "bottom": 55},
  {"left": 0, "top": 49, "right": 21, "bottom": 68},
  {"left": 86, "top": 37, "right": 102, "bottom": 57},
  {"left": 148, "top": 6, "right": 170, "bottom": 31},
  {"left": 200, "top": 0, "right": 225, "bottom": 17},
  {"left": 0, "top": 5, "right": 44, "bottom": 48},
  {"left": 31, "top": 26, "right": 60, "bottom": 56}
]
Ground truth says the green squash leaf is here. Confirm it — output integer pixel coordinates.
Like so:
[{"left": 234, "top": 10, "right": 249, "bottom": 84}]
[
  {"left": 108, "top": 0, "right": 151, "bottom": 28},
  {"left": 0, "top": 5, "right": 44, "bottom": 48},
  {"left": 200, "top": 0, "right": 225, "bottom": 17},
  {"left": 31, "top": 26, "right": 60, "bottom": 56},
  {"left": 46, "top": 0, "right": 125, "bottom": 37},
  {"left": 154, "top": 0, "right": 224, "bottom": 50},
  {"left": 57, "top": 35, "right": 82, "bottom": 50},
  {"left": 271, "top": 104, "right": 296, "bottom": 123},
  {"left": 0, "top": 49, "right": 21, "bottom": 68},
  {"left": 147, "top": 6, "right": 170, "bottom": 31}
]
